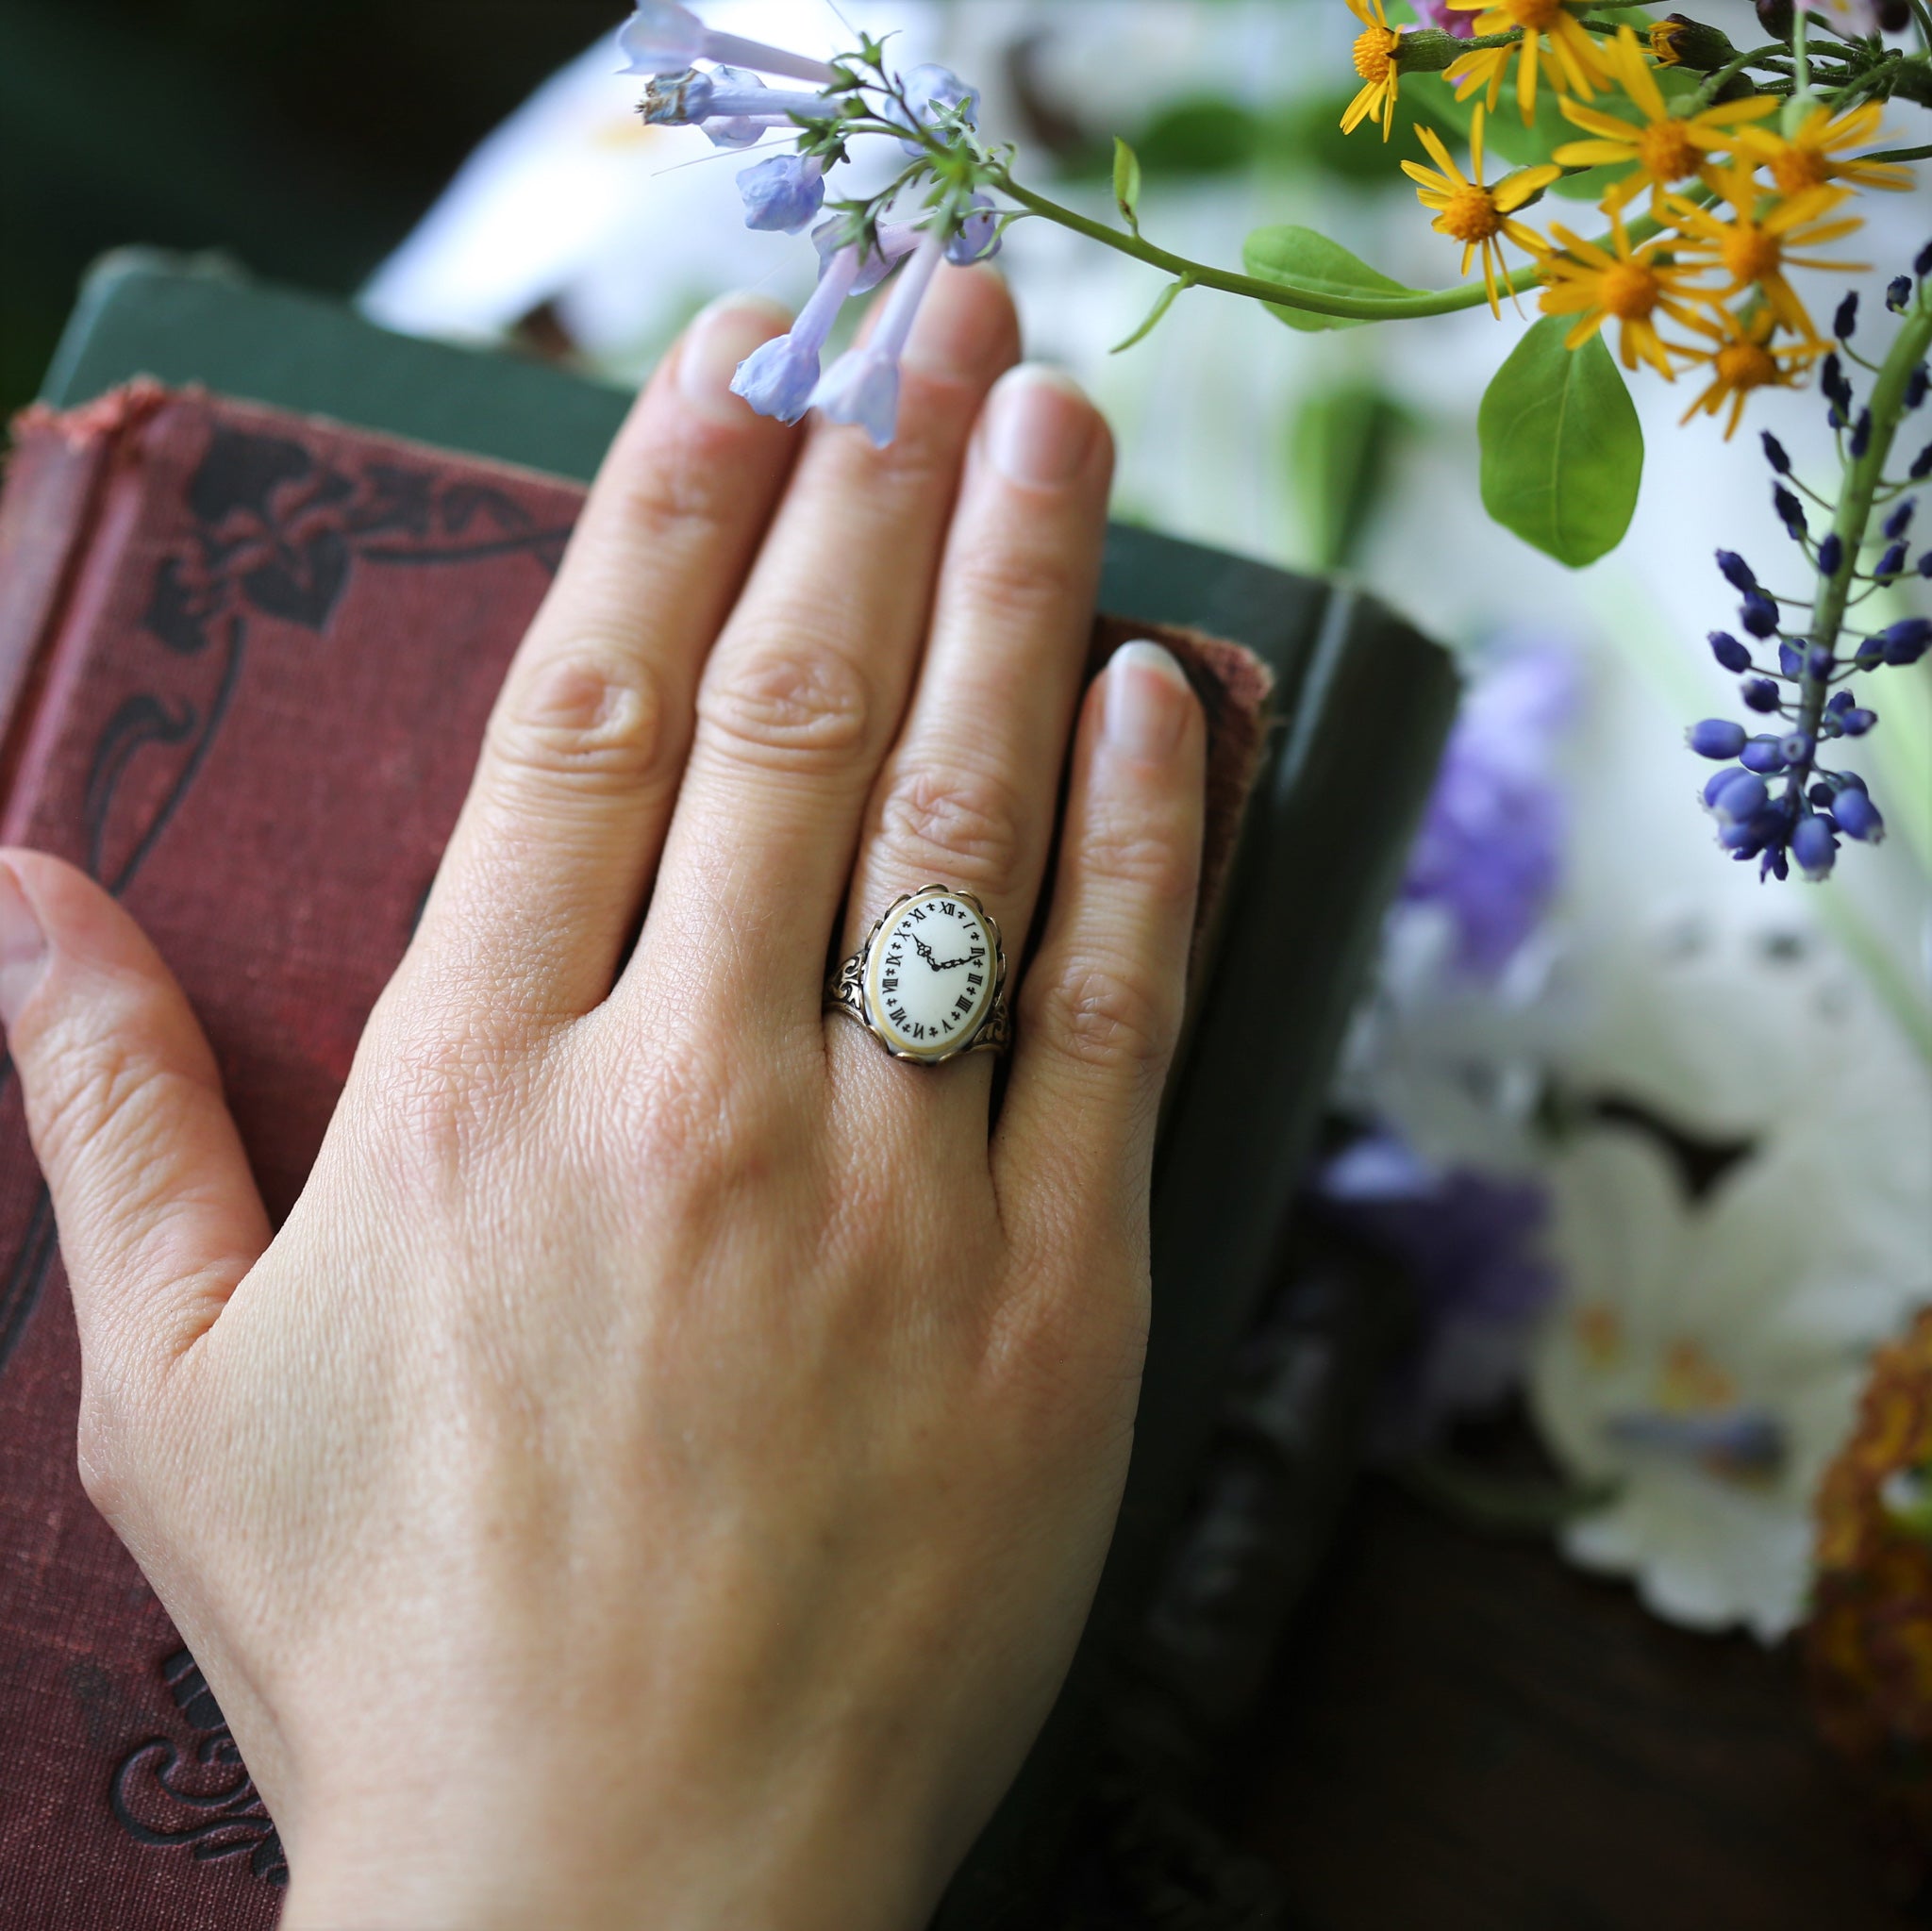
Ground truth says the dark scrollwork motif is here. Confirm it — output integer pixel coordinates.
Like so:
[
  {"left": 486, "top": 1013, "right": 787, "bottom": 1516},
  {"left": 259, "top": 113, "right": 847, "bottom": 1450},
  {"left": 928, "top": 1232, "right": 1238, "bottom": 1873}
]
[
  {"left": 111, "top": 1648, "right": 287, "bottom": 1889},
  {"left": 0, "top": 423, "right": 573, "bottom": 1383}
]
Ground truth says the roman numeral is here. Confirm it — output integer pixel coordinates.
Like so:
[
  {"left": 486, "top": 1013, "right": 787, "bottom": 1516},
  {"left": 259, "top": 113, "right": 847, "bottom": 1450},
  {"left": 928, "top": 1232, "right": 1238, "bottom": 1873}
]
[
  {"left": 881, "top": 977, "right": 897, "bottom": 992},
  {"left": 889, "top": 1006, "right": 908, "bottom": 1025},
  {"left": 967, "top": 974, "right": 982, "bottom": 989}
]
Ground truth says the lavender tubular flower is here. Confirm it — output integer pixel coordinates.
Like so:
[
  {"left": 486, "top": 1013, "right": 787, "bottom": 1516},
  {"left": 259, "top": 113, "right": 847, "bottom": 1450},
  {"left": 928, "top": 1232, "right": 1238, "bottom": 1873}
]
[
  {"left": 810, "top": 224, "right": 947, "bottom": 446},
  {"left": 946, "top": 193, "right": 1001, "bottom": 266},
  {"left": 737, "top": 153, "right": 825, "bottom": 232},
  {"left": 641, "top": 67, "right": 827, "bottom": 148},
  {"left": 730, "top": 244, "right": 862, "bottom": 424},
  {"left": 813, "top": 218, "right": 919, "bottom": 294},
  {"left": 617, "top": 4, "right": 837, "bottom": 85}
]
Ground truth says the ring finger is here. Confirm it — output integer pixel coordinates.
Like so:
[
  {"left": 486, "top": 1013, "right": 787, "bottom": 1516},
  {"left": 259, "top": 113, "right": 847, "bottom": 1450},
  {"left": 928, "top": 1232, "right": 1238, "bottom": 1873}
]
[{"left": 828, "top": 363, "right": 1112, "bottom": 1134}]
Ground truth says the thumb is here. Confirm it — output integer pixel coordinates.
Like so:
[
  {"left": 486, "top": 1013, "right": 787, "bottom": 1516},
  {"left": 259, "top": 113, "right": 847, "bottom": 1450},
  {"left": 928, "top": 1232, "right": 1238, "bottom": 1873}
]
[{"left": 0, "top": 850, "right": 270, "bottom": 1383}]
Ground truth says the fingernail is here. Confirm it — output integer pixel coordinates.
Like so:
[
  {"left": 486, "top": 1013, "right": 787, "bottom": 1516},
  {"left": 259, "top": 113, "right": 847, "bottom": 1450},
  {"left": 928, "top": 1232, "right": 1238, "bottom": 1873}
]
[
  {"left": 678, "top": 293, "right": 792, "bottom": 422},
  {"left": 0, "top": 863, "right": 47, "bottom": 1029},
  {"left": 1104, "top": 641, "right": 1192, "bottom": 761},
  {"left": 985, "top": 364, "right": 1099, "bottom": 488}
]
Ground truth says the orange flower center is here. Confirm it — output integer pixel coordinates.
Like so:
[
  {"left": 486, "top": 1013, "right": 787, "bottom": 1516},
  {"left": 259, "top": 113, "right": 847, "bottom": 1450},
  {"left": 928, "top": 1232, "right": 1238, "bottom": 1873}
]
[
  {"left": 1438, "top": 182, "right": 1504, "bottom": 243},
  {"left": 1723, "top": 224, "right": 1783, "bottom": 286},
  {"left": 1770, "top": 144, "right": 1827, "bottom": 195},
  {"left": 1637, "top": 119, "right": 1701, "bottom": 181},
  {"left": 1716, "top": 339, "right": 1778, "bottom": 393},
  {"left": 1501, "top": 0, "right": 1564, "bottom": 29},
  {"left": 1353, "top": 25, "right": 1401, "bottom": 83},
  {"left": 1600, "top": 259, "right": 1659, "bottom": 319}
]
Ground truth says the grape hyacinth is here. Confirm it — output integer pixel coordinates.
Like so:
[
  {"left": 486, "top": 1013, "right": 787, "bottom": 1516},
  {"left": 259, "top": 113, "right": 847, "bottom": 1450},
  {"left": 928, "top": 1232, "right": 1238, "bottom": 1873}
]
[
  {"left": 1683, "top": 247, "right": 1932, "bottom": 881},
  {"left": 620, "top": 8, "right": 1001, "bottom": 450}
]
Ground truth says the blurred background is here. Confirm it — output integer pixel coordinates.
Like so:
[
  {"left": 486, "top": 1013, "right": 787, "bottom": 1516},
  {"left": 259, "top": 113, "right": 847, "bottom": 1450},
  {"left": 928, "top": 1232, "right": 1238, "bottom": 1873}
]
[{"left": 6, "top": 1, "right": 1932, "bottom": 1923}]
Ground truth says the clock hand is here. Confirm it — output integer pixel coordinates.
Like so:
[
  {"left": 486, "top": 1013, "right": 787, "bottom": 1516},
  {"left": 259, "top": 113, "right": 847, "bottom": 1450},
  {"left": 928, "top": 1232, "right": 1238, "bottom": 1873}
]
[
  {"left": 910, "top": 935, "right": 939, "bottom": 968},
  {"left": 932, "top": 956, "right": 972, "bottom": 972}
]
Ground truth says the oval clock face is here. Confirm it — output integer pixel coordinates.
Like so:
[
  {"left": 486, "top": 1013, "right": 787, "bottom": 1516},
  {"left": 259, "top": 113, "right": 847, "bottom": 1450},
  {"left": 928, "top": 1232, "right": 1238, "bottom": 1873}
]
[{"left": 863, "top": 890, "right": 997, "bottom": 1060}]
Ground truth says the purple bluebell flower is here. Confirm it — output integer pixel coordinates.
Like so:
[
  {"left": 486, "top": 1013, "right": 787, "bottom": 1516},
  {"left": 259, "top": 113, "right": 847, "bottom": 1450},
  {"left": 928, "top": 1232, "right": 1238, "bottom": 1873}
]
[
  {"left": 891, "top": 64, "right": 981, "bottom": 154},
  {"left": 812, "top": 217, "right": 919, "bottom": 293},
  {"left": 1689, "top": 718, "right": 1747, "bottom": 758},
  {"left": 1704, "top": 767, "right": 1743, "bottom": 807},
  {"left": 1316, "top": 1134, "right": 1557, "bottom": 1451},
  {"left": 1761, "top": 429, "right": 1791, "bottom": 474},
  {"left": 730, "top": 243, "right": 861, "bottom": 424},
  {"left": 1778, "top": 641, "right": 1804, "bottom": 677},
  {"left": 1913, "top": 443, "right": 1932, "bottom": 480},
  {"left": 1816, "top": 532, "right": 1843, "bottom": 576},
  {"left": 641, "top": 66, "right": 828, "bottom": 148},
  {"left": 1397, "top": 641, "right": 1574, "bottom": 979},
  {"left": 1740, "top": 591, "right": 1780, "bottom": 638},
  {"left": 1833, "top": 291, "right": 1858, "bottom": 340},
  {"left": 1888, "top": 275, "right": 1912, "bottom": 313},
  {"left": 1773, "top": 486, "right": 1807, "bottom": 538},
  {"left": 945, "top": 193, "right": 1001, "bottom": 265},
  {"left": 1877, "top": 541, "right": 1907, "bottom": 578},
  {"left": 1839, "top": 707, "right": 1876, "bottom": 736},
  {"left": 1740, "top": 736, "right": 1787, "bottom": 773},
  {"left": 1708, "top": 630, "right": 1752, "bottom": 673},
  {"left": 617, "top": 4, "right": 836, "bottom": 85},
  {"left": 1853, "top": 632, "right": 1887, "bottom": 667},
  {"left": 737, "top": 151, "right": 825, "bottom": 232},
  {"left": 809, "top": 223, "right": 947, "bottom": 446},
  {"left": 1742, "top": 676, "right": 1781, "bottom": 712},
  {"left": 1822, "top": 353, "right": 1852, "bottom": 409},
  {"left": 1807, "top": 643, "right": 1834, "bottom": 678},
  {"left": 1834, "top": 787, "right": 1885, "bottom": 841},
  {"left": 1791, "top": 814, "right": 1838, "bottom": 878},
  {"left": 1850, "top": 409, "right": 1873, "bottom": 458},
  {"left": 1884, "top": 498, "right": 1915, "bottom": 541}
]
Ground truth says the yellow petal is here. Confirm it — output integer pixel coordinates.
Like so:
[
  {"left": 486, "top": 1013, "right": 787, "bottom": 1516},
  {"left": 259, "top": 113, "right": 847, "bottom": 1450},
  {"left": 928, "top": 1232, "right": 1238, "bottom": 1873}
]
[
  {"left": 1493, "top": 165, "right": 1559, "bottom": 211},
  {"left": 1551, "top": 138, "right": 1631, "bottom": 167}
]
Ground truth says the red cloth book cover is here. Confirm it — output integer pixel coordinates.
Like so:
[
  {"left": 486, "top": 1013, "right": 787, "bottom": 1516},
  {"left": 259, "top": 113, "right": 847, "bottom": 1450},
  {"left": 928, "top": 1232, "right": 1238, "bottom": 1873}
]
[{"left": 0, "top": 383, "right": 1268, "bottom": 1928}]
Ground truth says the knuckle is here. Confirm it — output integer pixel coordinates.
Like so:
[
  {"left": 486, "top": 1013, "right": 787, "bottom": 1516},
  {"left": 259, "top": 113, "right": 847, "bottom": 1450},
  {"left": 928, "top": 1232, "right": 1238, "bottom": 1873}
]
[
  {"left": 1081, "top": 807, "right": 1201, "bottom": 908},
  {"left": 358, "top": 1001, "right": 532, "bottom": 1183},
  {"left": 698, "top": 640, "right": 873, "bottom": 772},
  {"left": 874, "top": 762, "right": 1030, "bottom": 903},
  {"left": 488, "top": 646, "right": 667, "bottom": 795},
  {"left": 32, "top": 1024, "right": 208, "bottom": 1182},
  {"left": 1025, "top": 960, "right": 1174, "bottom": 1072}
]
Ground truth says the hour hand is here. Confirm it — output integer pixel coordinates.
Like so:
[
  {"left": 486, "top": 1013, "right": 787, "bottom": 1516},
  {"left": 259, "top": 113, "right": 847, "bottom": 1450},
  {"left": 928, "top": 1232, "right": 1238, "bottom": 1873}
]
[{"left": 911, "top": 935, "right": 939, "bottom": 967}]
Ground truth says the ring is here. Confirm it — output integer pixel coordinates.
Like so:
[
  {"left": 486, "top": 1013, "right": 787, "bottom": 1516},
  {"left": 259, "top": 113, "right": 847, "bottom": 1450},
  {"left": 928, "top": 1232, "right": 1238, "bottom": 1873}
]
[{"left": 826, "top": 884, "right": 1012, "bottom": 1064}]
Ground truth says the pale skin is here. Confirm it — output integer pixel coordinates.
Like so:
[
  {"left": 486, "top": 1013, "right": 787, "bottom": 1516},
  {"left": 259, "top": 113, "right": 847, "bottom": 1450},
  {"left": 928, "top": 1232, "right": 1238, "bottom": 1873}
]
[{"left": 0, "top": 267, "right": 1208, "bottom": 1929}]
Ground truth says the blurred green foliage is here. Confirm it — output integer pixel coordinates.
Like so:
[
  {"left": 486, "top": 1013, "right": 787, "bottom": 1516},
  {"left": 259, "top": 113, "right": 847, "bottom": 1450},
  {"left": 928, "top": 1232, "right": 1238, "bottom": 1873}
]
[{"left": 0, "top": 0, "right": 617, "bottom": 422}]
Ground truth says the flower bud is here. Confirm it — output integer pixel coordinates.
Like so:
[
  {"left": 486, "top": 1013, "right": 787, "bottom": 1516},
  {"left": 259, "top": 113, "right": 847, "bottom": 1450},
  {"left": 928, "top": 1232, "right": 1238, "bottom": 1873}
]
[
  {"left": 1774, "top": 487, "right": 1807, "bottom": 538},
  {"left": 1778, "top": 641, "right": 1804, "bottom": 677},
  {"left": 1833, "top": 787, "right": 1884, "bottom": 842},
  {"left": 1885, "top": 498, "right": 1917, "bottom": 541},
  {"left": 1740, "top": 736, "right": 1787, "bottom": 773},
  {"left": 1920, "top": 549, "right": 1932, "bottom": 577},
  {"left": 1708, "top": 630, "right": 1753, "bottom": 673},
  {"left": 1882, "top": 618, "right": 1931, "bottom": 665},
  {"left": 1689, "top": 718, "right": 1748, "bottom": 758},
  {"left": 1742, "top": 676, "right": 1782, "bottom": 713},
  {"left": 945, "top": 193, "right": 1001, "bottom": 265},
  {"left": 1754, "top": 0, "right": 1794, "bottom": 36},
  {"left": 737, "top": 153, "right": 826, "bottom": 233},
  {"left": 1807, "top": 644, "right": 1834, "bottom": 679},
  {"left": 1877, "top": 541, "right": 1907, "bottom": 578},
  {"left": 1907, "top": 365, "right": 1928, "bottom": 411},
  {"left": 1888, "top": 276, "right": 1911, "bottom": 314},
  {"left": 1840, "top": 707, "right": 1876, "bottom": 736},
  {"left": 1740, "top": 591, "right": 1780, "bottom": 639},
  {"left": 1397, "top": 28, "right": 1468, "bottom": 70},
  {"left": 1790, "top": 814, "right": 1837, "bottom": 879},
  {"left": 1710, "top": 770, "right": 1768, "bottom": 823},
  {"left": 1832, "top": 291, "right": 1857, "bottom": 341},
  {"left": 1716, "top": 548, "right": 1757, "bottom": 592},
  {"left": 1650, "top": 13, "right": 1734, "bottom": 68},
  {"left": 1850, "top": 409, "right": 1873, "bottom": 458},
  {"left": 1761, "top": 429, "right": 1792, "bottom": 474},
  {"left": 1817, "top": 533, "right": 1842, "bottom": 576}
]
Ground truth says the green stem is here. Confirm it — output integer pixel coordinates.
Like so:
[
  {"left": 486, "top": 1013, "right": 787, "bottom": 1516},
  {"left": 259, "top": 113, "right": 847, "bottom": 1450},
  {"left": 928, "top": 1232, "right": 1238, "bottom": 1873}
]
[
  {"left": 991, "top": 171, "right": 1657, "bottom": 324},
  {"left": 1789, "top": 288, "right": 1932, "bottom": 817},
  {"left": 1792, "top": 4, "right": 1811, "bottom": 91}
]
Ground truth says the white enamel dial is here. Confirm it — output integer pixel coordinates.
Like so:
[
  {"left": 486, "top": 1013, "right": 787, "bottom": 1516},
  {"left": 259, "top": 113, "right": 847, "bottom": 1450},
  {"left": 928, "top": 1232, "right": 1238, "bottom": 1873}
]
[{"left": 863, "top": 889, "right": 997, "bottom": 1060}]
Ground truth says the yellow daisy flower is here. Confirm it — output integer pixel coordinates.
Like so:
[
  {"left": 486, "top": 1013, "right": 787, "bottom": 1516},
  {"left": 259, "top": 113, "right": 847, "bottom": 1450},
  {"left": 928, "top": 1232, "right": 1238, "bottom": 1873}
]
[
  {"left": 1342, "top": 0, "right": 1405, "bottom": 141},
  {"left": 1551, "top": 27, "right": 1778, "bottom": 216},
  {"left": 1444, "top": 0, "right": 1607, "bottom": 125},
  {"left": 1675, "top": 306, "right": 1823, "bottom": 439},
  {"left": 1731, "top": 101, "right": 1916, "bottom": 199},
  {"left": 1668, "top": 166, "right": 1867, "bottom": 343},
  {"left": 1536, "top": 210, "right": 1709, "bottom": 378},
  {"left": 1402, "top": 106, "right": 1560, "bottom": 316}
]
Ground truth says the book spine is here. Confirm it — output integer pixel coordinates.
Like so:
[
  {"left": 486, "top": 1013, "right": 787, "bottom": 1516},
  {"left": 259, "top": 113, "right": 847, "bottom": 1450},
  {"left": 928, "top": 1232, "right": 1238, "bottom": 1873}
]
[{"left": 0, "top": 390, "right": 164, "bottom": 826}]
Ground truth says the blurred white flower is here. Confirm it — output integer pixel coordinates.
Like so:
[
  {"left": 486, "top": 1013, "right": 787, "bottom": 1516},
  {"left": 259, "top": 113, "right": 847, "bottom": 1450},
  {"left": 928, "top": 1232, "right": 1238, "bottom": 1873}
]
[{"left": 1531, "top": 1132, "right": 1926, "bottom": 1641}]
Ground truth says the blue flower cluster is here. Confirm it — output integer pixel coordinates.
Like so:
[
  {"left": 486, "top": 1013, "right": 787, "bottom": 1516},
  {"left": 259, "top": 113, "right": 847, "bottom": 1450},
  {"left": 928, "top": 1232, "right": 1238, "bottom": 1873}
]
[
  {"left": 1687, "top": 252, "right": 1932, "bottom": 882},
  {"left": 619, "top": 4, "right": 996, "bottom": 447}
]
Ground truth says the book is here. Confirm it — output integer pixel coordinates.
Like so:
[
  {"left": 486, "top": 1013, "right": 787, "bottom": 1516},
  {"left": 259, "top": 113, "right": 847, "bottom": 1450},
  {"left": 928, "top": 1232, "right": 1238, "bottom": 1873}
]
[{"left": 0, "top": 254, "right": 1457, "bottom": 1928}]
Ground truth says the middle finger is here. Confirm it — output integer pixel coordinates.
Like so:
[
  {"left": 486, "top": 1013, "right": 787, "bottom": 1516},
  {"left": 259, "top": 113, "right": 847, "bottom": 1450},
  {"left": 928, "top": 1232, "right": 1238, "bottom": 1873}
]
[{"left": 628, "top": 264, "right": 1020, "bottom": 1033}]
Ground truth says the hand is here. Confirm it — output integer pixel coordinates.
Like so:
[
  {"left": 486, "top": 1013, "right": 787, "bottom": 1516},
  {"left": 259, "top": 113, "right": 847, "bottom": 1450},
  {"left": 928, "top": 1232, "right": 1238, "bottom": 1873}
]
[
  {"left": 931, "top": 956, "right": 974, "bottom": 973},
  {"left": 0, "top": 269, "right": 1208, "bottom": 1931},
  {"left": 911, "top": 932, "right": 940, "bottom": 967}
]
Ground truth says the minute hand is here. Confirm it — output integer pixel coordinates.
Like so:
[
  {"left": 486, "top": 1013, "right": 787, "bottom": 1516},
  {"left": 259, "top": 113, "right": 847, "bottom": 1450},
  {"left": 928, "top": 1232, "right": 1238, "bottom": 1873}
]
[{"left": 931, "top": 955, "right": 974, "bottom": 972}]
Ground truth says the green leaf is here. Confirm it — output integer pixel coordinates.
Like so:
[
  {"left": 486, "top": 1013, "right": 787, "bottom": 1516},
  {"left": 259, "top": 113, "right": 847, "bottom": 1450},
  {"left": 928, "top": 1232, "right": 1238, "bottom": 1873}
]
[
  {"left": 1110, "top": 276, "right": 1191, "bottom": 354},
  {"left": 1478, "top": 315, "right": 1642, "bottom": 567},
  {"left": 1111, "top": 135, "right": 1142, "bottom": 235},
  {"left": 1241, "top": 225, "right": 1423, "bottom": 332},
  {"left": 1291, "top": 382, "right": 1408, "bottom": 571}
]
